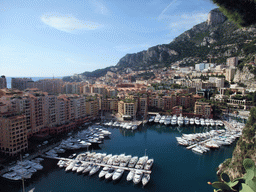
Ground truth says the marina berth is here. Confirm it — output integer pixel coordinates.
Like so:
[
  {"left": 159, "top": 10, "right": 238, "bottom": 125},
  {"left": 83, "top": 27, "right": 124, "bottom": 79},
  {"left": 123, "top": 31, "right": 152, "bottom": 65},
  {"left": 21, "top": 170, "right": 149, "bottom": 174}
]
[
  {"left": 164, "top": 115, "right": 171, "bottom": 126},
  {"left": 159, "top": 116, "right": 166, "bottom": 124},
  {"left": 148, "top": 116, "right": 155, "bottom": 123},
  {"left": 77, "top": 162, "right": 89, "bottom": 173},
  {"left": 210, "top": 119, "right": 215, "bottom": 126},
  {"left": 205, "top": 119, "right": 210, "bottom": 126},
  {"left": 102, "top": 154, "right": 112, "bottom": 164},
  {"left": 135, "top": 156, "right": 148, "bottom": 169}
]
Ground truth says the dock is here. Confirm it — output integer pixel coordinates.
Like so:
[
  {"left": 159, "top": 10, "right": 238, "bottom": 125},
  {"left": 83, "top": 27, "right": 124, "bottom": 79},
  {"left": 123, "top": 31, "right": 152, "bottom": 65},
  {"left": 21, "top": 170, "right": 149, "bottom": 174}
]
[{"left": 41, "top": 155, "right": 152, "bottom": 174}]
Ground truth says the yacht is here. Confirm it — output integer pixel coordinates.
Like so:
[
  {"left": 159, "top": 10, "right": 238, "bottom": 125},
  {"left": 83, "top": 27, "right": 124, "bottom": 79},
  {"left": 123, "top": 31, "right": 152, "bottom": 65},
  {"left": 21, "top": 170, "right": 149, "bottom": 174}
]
[
  {"left": 195, "top": 117, "right": 200, "bottom": 126},
  {"left": 99, "top": 166, "right": 110, "bottom": 179},
  {"left": 82, "top": 163, "right": 94, "bottom": 174},
  {"left": 132, "top": 125, "right": 138, "bottom": 130},
  {"left": 112, "top": 169, "right": 124, "bottom": 181},
  {"left": 164, "top": 116, "right": 171, "bottom": 126},
  {"left": 189, "top": 118, "right": 195, "bottom": 125},
  {"left": 171, "top": 115, "right": 177, "bottom": 125},
  {"left": 77, "top": 163, "right": 89, "bottom": 173},
  {"left": 154, "top": 114, "right": 161, "bottom": 123},
  {"left": 89, "top": 165, "right": 101, "bottom": 176},
  {"left": 200, "top": 118, "right": 205, "bottom": 126},
  {"left": 184, "top": 117, "right": 189, "bottom": 125},
  {"left": 205, "top": 119, "right": 210, "bottom": 126},
  {"left": 128, "top": 156, "right": 138, "bottom": 168},
  {"left": 177, "top": 114, "right": 184, "bottom": 126},
  {"left": 65, "top": 161, "right": 76, "bottom": 171},
  {"left": 135, "top": 156, "right": 148, "bottom": 169},
  {"left": 133, "top": 170, "right": 143, "bottom": 185},
  {"left": 148, "top": 116, "right": 155, "bottom": 123},
  {"left": 144, "top": 159, "right": 154, "bottom": 170},
  {"left": 159, "top": 116, "right": 166, "bottom": 124},
  {"left": 127, "top": 170, "right": 135, "bottom": 182},
  {"left": 105, "top": 168, "right": 115, "bottom": 180},
  {"left": 102, "top": 154, "right": 112, "bottom": 164},
  {"left": 142, "top": 173, "right": 150, "bottom": 186},
  {"left": 210, "top": 119, "right": 215, "bottom": 126}
]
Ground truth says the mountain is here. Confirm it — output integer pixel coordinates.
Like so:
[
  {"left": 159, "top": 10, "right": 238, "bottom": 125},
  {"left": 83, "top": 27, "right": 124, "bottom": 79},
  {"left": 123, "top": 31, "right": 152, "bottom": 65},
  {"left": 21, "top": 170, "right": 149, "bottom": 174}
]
[{"left": 63, "top": 8, "right": 256, "bottom": 81}]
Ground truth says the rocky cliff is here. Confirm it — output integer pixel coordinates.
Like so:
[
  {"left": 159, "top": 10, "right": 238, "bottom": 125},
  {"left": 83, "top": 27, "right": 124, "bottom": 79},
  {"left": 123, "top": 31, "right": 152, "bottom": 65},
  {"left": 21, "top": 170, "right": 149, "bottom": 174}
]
[
  {"left": 218, "top": 107, "right": 256, "bottom": 180},
  {"left": 233, "top": 67, "right": 256, "bottom": 88}
]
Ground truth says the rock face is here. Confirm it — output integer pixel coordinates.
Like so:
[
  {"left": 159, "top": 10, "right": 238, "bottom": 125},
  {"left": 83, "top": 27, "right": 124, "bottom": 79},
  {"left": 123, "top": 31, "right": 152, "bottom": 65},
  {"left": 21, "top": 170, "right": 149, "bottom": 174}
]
[
  {"left": 233, "top": 67, "right": 256, "bottom": 88},
  {"left": 116, "top": 45, "right": 179, "bottom": 68},
  {"left": 207, "top": 8, "right": 227, "bottom": 26}
]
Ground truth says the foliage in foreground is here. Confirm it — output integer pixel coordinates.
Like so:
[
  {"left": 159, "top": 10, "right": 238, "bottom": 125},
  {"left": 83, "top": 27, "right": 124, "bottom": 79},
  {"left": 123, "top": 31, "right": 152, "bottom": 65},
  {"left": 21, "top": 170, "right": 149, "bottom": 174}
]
[
  {"left": 209, "top": 159, "right": 256, "bottom": 191},
  {"left": 211, "top": 0, "right": 256, "bottom": 27}
]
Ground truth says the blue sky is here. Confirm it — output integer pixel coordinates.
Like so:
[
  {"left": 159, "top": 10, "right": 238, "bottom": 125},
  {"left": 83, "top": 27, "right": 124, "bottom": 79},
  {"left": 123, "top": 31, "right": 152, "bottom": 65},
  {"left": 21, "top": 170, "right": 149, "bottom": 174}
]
[{"left": 0, "top": 0, "right": 217, "bottom": 77}]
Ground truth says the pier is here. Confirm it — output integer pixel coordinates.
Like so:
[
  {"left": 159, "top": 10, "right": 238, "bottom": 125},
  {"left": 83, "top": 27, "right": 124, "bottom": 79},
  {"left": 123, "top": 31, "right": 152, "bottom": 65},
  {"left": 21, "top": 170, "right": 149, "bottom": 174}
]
[{"left": 41, "top": 155, "right": 152, "bottom": 174}]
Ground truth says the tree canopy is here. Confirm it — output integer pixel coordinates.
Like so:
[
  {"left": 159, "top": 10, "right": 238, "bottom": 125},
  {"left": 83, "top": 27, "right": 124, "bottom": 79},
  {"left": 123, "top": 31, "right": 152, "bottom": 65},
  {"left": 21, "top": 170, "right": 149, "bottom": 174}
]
[{"left": 211, "top": 0, "right": 256, "bottom": 27}]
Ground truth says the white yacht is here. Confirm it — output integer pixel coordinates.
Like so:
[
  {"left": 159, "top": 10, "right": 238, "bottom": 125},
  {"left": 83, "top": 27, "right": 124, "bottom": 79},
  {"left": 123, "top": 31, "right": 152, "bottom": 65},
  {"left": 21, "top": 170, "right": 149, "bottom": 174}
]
[
  {"left": 190, "top": 118, "right": 195, "bottom": 125},
  {"left": 128, "top": 156, "right": 138, "bottom": 168},
  {"left": 184, "top": 117, "right": 189, "bottom": 125},
  {"left": 127, "top": 170, "right": 135, "bottom": 182},
  {"left": 144, "top": 159, "right": 154, "bottom": 170},
  {"left": 171, "top": 115, "right": 177, "bottom": 125},
  {"left": 159, "top": 116, "right": 166, "bottom": 124},
  {"left": 142, "top": 173, "right": 150, "bottom": 186},
  {"left": 105, "top": 168, "right": 115, "bottom": 180},
  {"left": 112, "top": 169, "right": 124, "bottom": 181},
  {"left": 195, "top": 117, "right": 200, "bottom": 126},
  {"left": 177, "top": 114, "right": 184, "bottom": 126},
  {"left": 164, "top": 116, "right": 172, "bottom": 126},
  {"left": 77, "top": 163, "right": 89, "bottom": 173},
  {"left": 89, "top": 165, "right": 101, "bottom": 176},
  {"left": 99, "top": 166, "right": 110, "bottom": 178},
  {"left": 154, "top": 114, "right": 161, "bottom": 123},
  {"left": 133, "top": 170, "right": 143, "bottom": 185},
  {"left": 135, "top": 156, "right": 148, "bottom": 169},
  {"left": 200, "top": 118, "right": 205, "bottom": 126},
  {"left": 205, "top": 119, "right": 210, "bottom": 126},
  {"left": 148, "top": 116, "right": 155, "bottom": 123},
  {"left": 132, "top": 125, "right": 138, "bottom": 130},
  {"left": 210, "top": 119, "right": 215, "bottom": 126},
  {"left": 82, "top": 164, "right": 94, "bottom": 174}
]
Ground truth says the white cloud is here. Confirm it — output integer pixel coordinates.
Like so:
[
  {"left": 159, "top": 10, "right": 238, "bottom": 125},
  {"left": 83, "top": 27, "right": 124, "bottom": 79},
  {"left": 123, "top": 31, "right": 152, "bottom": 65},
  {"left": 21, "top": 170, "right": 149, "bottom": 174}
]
[
  {"left": 40, "top": 13, "right": 102, "bottom": 33},
  {"left": 90, "top": 0, "right": 109, "bottom": 15}
]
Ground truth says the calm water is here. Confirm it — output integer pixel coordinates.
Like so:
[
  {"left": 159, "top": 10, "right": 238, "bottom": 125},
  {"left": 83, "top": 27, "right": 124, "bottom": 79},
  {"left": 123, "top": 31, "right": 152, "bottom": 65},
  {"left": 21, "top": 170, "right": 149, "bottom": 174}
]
[{"left": 0, "top": 124, "right": 236, "bottom": 192}]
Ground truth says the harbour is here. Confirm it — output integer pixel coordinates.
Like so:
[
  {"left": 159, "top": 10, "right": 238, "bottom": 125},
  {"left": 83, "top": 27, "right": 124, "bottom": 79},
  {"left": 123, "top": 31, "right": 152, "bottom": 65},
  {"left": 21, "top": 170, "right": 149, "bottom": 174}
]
[{"left": 0, "top": 122, "right": 238, "bottom": 192}]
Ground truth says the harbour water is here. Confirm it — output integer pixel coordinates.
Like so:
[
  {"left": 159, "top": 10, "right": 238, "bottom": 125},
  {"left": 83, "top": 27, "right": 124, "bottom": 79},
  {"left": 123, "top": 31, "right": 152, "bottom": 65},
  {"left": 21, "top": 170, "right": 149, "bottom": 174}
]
[{"left": 0, "top": 123, "right": 237, "bottom": 192}]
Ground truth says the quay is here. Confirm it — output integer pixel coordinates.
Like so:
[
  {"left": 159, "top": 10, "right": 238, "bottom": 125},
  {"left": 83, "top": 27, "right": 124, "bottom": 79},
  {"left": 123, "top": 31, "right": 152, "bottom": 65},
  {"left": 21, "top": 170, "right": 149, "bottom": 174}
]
[
  {"left": 41, "top": 155, "right": 152, "bottom": 174},
  {"left": 186, "top": 138, "right": 212, "bottom": 150}
]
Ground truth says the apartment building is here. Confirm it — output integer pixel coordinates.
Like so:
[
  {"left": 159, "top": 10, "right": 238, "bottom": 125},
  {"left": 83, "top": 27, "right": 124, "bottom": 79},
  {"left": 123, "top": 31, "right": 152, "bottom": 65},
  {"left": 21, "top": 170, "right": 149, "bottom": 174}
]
[
  {"left": 118, "top": 99, "right": 137, "bottom": 119},
  {"left": 0, "top": 114, "right": 28, "bottom": 156},
  {"left": 0, "top": 76, "right": 7, "bottom": 89},
  {"left": 226, "top": 57, "right": 238, "bottom": 67},
  {"left": 100, "top": 98, "right": 118, "bottom": 112},
  {"left": 194, "top": 102, "right": 213, "bottom": 118},
  {"left": 86, "top": 99, "right": 99, "bottom": 119},
  {"left": 225, "top": 68, "right": 236, "bottom": 82},
  {"left": 11, "top": 78, "right": 33, "bottom": 90}
]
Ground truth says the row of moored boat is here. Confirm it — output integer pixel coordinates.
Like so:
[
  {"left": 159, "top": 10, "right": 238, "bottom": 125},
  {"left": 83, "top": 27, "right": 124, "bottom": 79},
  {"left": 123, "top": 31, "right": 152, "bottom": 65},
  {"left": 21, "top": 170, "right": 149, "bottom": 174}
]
[
  {"left": 149, "top": 114, "right": 224, "bottom": 126},
  {"left": 58, "top": 152, "right": 153, "bottom": 186},
  {"left": 104, "top": 121, "right": 138, "bottom": 130}
]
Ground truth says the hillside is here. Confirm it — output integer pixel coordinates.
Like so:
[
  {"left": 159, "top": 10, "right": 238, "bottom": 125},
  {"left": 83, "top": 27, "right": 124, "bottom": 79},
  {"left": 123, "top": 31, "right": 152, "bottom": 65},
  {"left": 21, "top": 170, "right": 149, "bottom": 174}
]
[
  {"left": 218, "top": 107, "right": 256, "bottom": 180},
  {"left": 63, "top": 8, "right": 256, "bottom": 80}
]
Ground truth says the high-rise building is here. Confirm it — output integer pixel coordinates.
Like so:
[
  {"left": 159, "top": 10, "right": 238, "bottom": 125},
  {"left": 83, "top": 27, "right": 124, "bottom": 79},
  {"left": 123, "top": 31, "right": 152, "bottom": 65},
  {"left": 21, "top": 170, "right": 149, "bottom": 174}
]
[
  {"left": 225, "top": 68, "right": 236, "bottom": 82},
  {"left": 226, "top": 57, "right": 238, "bottom": 67},
  {"left": 194, "top": 102, "right": 212, "bottom": 118}
]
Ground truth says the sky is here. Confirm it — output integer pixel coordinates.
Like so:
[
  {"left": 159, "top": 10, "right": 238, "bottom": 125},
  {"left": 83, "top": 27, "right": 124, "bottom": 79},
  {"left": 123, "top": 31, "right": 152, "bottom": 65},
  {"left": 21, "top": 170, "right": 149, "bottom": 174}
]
[{"left": 0, "top": 0, "right": 217, "bottom": 77}]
